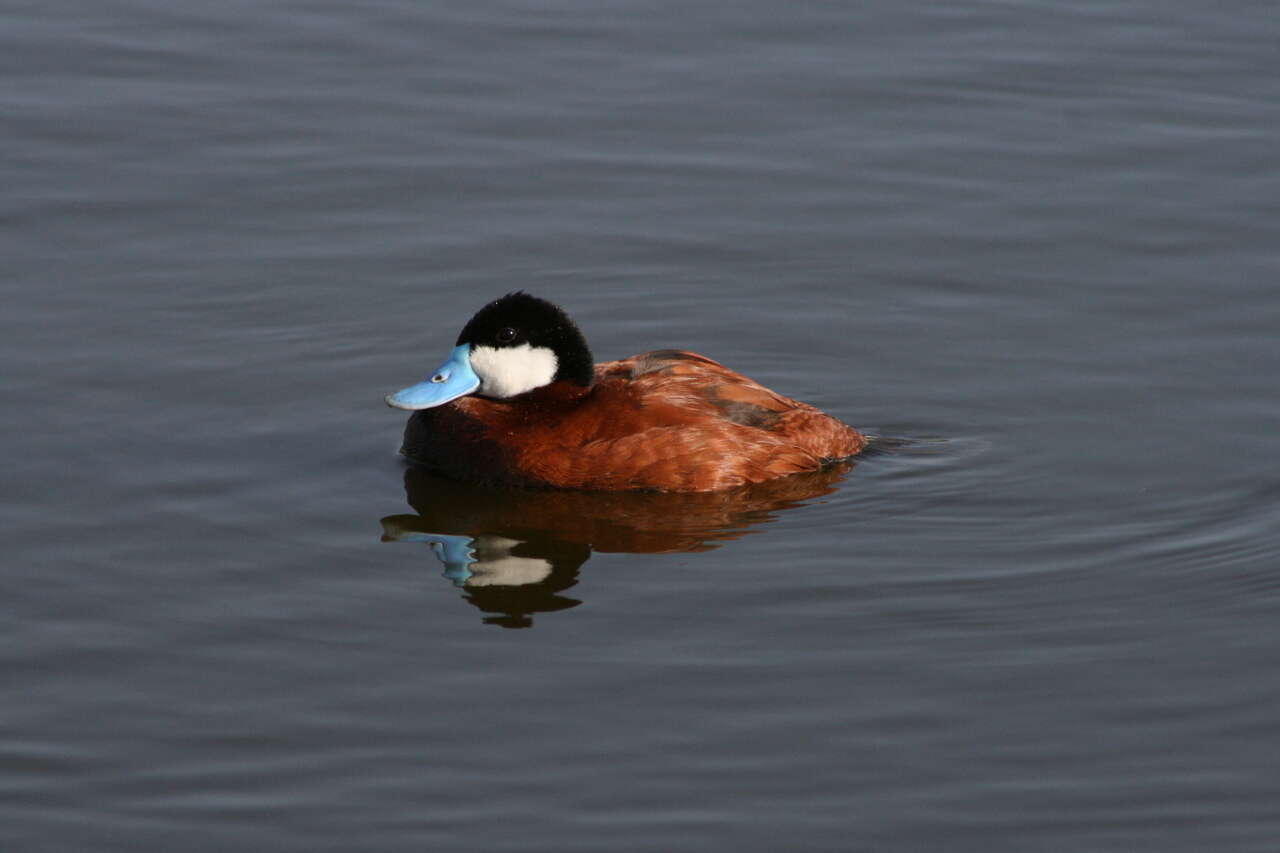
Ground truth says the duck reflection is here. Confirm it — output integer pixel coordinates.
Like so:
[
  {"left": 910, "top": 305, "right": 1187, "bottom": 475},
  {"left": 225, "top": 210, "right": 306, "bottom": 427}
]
[{"left": 381, "top": 462, "right": 855, "bottom": 628}]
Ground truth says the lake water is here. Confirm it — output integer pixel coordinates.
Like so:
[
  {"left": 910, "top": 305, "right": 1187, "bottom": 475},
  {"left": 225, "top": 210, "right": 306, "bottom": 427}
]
[{"left": 4, "top": 1, "right": 1279, "bottom": 850}]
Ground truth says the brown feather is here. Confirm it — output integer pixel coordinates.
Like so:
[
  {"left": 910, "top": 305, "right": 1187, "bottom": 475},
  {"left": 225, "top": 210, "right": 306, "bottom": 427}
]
[{"left": 401, "top": 350, "right": 866, "bottom": 492}]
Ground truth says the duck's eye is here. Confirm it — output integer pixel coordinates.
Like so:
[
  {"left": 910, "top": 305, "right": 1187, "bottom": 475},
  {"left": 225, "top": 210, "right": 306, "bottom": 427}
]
[{"left": 496, "top": 327, "right": 518, "bottom": 344}]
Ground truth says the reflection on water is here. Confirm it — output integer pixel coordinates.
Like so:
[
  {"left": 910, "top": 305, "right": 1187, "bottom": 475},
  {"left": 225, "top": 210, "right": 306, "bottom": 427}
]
[{"left": 381, "top": 462, "right": 856, "bottom": 627}]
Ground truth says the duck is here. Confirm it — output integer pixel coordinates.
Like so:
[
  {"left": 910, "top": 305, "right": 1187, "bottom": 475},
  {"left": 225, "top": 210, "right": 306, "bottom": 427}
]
[{"left": 385, "top": 292, "right": 867, "bottom": 492}]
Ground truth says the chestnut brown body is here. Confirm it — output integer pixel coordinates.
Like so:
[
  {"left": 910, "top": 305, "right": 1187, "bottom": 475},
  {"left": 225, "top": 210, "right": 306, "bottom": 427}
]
[{"left": 401, "top": 349, "right": 866, "bottom": 492}]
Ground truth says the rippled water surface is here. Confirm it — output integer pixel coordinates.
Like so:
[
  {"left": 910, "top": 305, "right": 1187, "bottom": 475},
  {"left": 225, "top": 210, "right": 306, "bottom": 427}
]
[{"left": 4, "top": 2, "right": 1279, "bottom": 850}]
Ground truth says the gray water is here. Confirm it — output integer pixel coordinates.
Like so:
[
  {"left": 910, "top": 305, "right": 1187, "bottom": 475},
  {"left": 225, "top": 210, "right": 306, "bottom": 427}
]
[{"left": 4, "top": 2, "right": 1279, "bottom": 850}]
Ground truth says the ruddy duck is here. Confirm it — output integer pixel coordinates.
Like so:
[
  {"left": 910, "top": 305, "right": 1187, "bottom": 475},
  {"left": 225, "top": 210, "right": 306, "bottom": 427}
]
[{"left": 385, "top": 293, "right": 866, "bottom": 492}]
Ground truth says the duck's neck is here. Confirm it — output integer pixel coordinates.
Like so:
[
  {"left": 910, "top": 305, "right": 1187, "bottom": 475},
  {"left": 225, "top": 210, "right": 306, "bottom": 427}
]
[{"left": 552, "top": 340, "right": 595, "bottom": 388}]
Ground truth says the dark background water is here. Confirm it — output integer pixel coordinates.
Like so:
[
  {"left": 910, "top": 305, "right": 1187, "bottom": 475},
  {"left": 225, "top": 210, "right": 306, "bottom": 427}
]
[{"left": 4, "top": 2, "right": 1279, "bottom": 850}]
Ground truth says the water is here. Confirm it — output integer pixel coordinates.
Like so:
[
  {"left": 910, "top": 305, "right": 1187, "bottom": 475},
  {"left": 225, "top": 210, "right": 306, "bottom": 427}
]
[{"left": 4, "top": 1, "right": 1279, "bottom": 850}]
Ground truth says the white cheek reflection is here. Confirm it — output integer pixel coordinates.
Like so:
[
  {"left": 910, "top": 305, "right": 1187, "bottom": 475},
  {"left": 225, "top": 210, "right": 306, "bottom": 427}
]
[
  {"left": 464, "top": 555, "right": 554, "bottom": 587},
  {"left": 464, "top": 535, "right": 553, "bottom": 587},
  {"left": 469, "top": 344, "right": 558, "bottom": 398}
]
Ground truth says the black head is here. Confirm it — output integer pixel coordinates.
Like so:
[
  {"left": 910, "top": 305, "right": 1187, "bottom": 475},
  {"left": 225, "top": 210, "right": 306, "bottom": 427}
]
[
  {"left": 456, "top": 292, "right": 595, "bottom": 391},
  {"left": 386, "top": 293, "right": 595, "bottom": 411}
]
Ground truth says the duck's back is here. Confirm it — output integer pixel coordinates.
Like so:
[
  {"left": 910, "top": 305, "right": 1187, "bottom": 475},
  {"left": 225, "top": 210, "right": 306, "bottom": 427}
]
[{"left": 402, "top": 349, "right": 866, "bottom": 492}]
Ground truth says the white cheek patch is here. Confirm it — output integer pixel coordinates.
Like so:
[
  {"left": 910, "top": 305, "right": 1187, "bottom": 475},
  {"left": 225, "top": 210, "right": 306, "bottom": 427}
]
[{"left": 469, "top": 344, "right": 558, "bottom": 398}]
